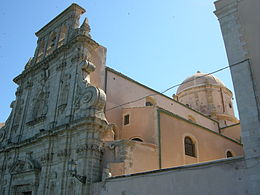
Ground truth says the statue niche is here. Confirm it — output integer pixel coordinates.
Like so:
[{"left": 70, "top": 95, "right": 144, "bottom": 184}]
[
  {"left": 57, "top": 73, "right": 71, "bottom": 115},
  {"left": 33, "top": 91, "right": 48, "bottom": 118},
  {"left": 27, "top": 90, "right": 49, "bottom": 126},
  {"left": 11, "top": 98, "right": 24, "bottom": 133}
]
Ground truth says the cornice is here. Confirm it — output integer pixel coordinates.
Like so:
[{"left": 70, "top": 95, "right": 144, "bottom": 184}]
[
  {"left": 214, "top": 0, "right": 239, "bottom": 19},
  {"left": 176, "top": 85, "right": 233, "bottom": 99},
  {"left": 0, "top": 116, "right": 107, "bottom": 153}
]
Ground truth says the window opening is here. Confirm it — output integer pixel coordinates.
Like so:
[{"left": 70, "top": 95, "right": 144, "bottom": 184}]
[
  {"left": 226, "top": 151, "right": 233, "bottom": 158},
  {"left": 145, "top": 101, "right": 153, "bottom": 106},
  {"left": 124, "top": 114, "right": 130, "bottom": 125},
  {"left": 185, "top": 137, "right": 196, "bottom": 157},
  {"left": 22, "top": 192, "right": 32, "bottom": 195},
  {"left": 131, "top": 138, "right": 143, "bottom": 142}
]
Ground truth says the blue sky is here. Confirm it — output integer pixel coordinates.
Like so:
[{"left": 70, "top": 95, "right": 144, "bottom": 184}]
[{"left": 0, "top": 0, "right": 238, "bottom": 122}]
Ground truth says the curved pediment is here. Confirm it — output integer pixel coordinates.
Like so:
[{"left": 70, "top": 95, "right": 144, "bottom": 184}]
[{"left": 9, "top": 158, "right": 41, "bottom": 175}]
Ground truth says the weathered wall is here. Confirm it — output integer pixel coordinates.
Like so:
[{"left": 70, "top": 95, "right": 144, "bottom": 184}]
[
  {"left": 0, "top": 4, "right": 109, "bottom": 195},
  {"left": 215, "top": 0, "right": 260, "bottom": 194},
  {"left": 177, "top": 85, "right": 237, "bottom": 128},
  {"left": 92, "top": 157, "right": 248, "bottom": 195}
]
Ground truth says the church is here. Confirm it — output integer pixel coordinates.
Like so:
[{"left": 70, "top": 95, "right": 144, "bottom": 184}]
[{"left": 0, "top": 1, "right": 259, "bottom": 194}]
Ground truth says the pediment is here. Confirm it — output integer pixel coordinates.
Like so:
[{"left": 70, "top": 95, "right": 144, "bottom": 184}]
[{"left": 10, "top": 158, "right": 41, "bottom": 175}]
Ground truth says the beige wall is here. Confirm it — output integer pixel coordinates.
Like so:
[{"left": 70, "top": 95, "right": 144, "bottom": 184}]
[
  {"left": 159, "top": 110, "right": 243, "bottom": 168},
  {"left": 104, "top": 106, "right": 243, "bottom": 173},
  {"left": 103, "top": 140, "right": 158, "bottom": 176},
  {"left": 131, "top": 142, "right": 158, "bottom": 174},
  {"left": 89, "top": 45, "right": 107, "bottom": 90},
  {"left": 220, "top": 124, "right": 241, "bottom": 143},
  {"left": 121, "top": 107, "right": 156, "bottom": 143},
  {"left": 105, "top": 68, "right": 219, "bottom": 134}
]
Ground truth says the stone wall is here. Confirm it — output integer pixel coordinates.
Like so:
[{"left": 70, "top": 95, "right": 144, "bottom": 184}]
[
  {"left": 92, "top": 157, "right": 248, "bottom": 195},
  {"left": 214, "top": 0, "right": 260, "bottom": 194}
]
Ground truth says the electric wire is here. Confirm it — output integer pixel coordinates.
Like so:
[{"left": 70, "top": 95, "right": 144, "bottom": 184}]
[{"left": 105, "top": 59, "right": 249, "bottom": 112}]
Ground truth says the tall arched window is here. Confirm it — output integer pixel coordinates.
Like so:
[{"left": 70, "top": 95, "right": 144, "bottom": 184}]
[
  {"left": 46, "top": 32, "right": 57, "bottom": 56},
  {"left": 184, "top": 137, "right": 196, "bottom": 157},
  {"left": 226, "top": 150, "right": 233, "bottom": 158}
]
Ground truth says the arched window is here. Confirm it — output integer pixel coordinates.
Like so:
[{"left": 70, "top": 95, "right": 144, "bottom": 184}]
[
  {"left": 131, "top": 138, "right": 143, "bottom": 142},
  {"left": 184, "top": 137, "right": 196, "bottom": 157},
  {"left": 226, "top": 151, "right": 233, "bottom": 158},
  {"left": 46, "top": 32, "right": 57, "bottom": 56}
]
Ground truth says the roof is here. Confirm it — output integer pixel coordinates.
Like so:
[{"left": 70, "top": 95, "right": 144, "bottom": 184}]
[{"left": 177, "top": 71, "right": 226, "bottom": 94}]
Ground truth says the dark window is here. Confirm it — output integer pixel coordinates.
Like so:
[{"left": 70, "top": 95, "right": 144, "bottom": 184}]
[
  {"left": 229, "top": 103, "right": 232, "bottom": 108},
  {"left": 226, "top": 151, "right": 233, "bottom": 158},
  {"left": 185, "top": 137, "right": 196, "bottom": 157},
  {"left": 131, "top": 138, "right": 143, "bottom": 142},
  {"left": 22, "top": 192, "right": 32, "bottom": 195},
  {"left": 145, "top": 101, "right": 153, "bottom": 106},
  {"left": 124, "top": 114, "right": 129, "bottom": 125}
]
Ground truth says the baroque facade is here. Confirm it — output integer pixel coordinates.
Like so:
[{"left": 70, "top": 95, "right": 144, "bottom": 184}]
[{"left": 0, "top": 1, "right": 259, "bottom": 194}]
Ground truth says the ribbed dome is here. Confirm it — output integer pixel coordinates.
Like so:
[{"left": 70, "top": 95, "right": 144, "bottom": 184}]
[{"left": 177, "top": 72, "right": 225, "bottom": 94}]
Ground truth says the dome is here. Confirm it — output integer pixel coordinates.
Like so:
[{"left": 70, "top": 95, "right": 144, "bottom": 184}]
[{"left": 176, "top": 71, "right": 226, "bottom": 94}]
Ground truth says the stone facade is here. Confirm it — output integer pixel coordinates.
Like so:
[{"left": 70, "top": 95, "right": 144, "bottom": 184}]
[{"left": 0, "top": 4, "right": 109, "bottom": 195}]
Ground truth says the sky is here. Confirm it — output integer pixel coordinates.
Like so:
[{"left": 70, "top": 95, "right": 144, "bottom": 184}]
[{"left": 0, "top": 0, "right": 239, "bottom": 122}]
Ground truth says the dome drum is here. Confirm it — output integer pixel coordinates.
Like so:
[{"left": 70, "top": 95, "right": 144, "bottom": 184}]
[{"left": 175, "top": 72, "right": 238, "bottom": 127}]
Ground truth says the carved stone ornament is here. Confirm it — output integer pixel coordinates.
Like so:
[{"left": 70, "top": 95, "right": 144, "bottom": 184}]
[
  {"left": 40, "top": 152, "right": 54, "bottom": 163},
  {"left": 80, "top": 60, "right": 95, "bottom": 84},
  {"left": 75, "top": 85, "right": 106, "bottom": 112},
  {"left": 57, "top": 148, "right": 70, "bottom": 158},
  {"left": 12, "top": 98, "right": 24, "bottom": 131},
  {"left": 25, "top": 57, "right": 33, "bottom": 69},
  {"left": 0, "top": 130, "right": 5, "bottom": 142},
  {"left": 9, "top": 158, "right": 41, "bottom": 175}
]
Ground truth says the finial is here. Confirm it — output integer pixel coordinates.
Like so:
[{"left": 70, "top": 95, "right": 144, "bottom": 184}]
[
  {"left": 80, "top": 18, "right": 91, "bottom": 33},
  {"left": 25, "top": 57, "right": 33, "bottom": 69}
]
